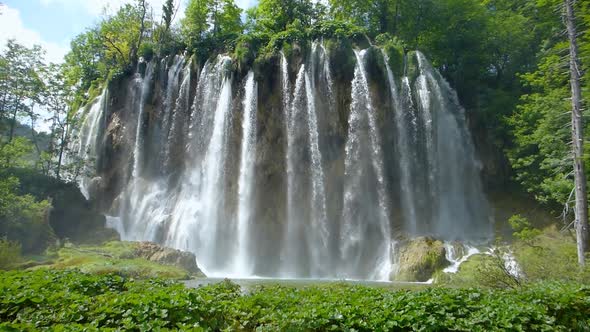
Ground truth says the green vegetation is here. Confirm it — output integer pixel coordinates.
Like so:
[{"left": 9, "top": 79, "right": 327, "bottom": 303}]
[
  {"left": 0, "top": 238, "right": 22, "bottom": 270},
  {"left": 512, "top": 225, "right": 590, "bottom": 283},
  {"left": 0, "top": 175, "right": 52, "bottom": 253},
  {"left": 39, "top": 243, "right": 193, "bottom": 280},
  {"left": 0, "top": 269, "right": 589, "bottom": 331},
  {"left": 437, "top": 218, "right": 590, "bottom": 288}
]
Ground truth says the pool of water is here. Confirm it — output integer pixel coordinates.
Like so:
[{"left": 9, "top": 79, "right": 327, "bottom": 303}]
[{"left": 183, "top": 277, "right": 431, "bottom": 291}]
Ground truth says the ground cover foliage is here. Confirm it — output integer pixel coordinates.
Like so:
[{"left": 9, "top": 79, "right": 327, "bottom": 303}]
[{"left": 0, "top": 270, "right": 589, "bottom": 331}]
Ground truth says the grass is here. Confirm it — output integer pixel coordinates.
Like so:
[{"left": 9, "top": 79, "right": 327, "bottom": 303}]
[
  {"left": 25, "top": 241, "right": 194, "bottom": 280},
  {"left": 512, "top": 225, "right": 590, "bottom": 282}
]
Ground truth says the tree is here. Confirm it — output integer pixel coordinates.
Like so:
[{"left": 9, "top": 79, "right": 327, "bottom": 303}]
[
  {"left": 563, "top": 0, "right": 588, "bottom": 266},
  {"left": 99, "top": 2, "right": 150, "bottom": 71},
  {"left": 162, "top": 0, "right": 175, "bottom": 31},
  {"left": 0, "top": 40, "right": 45, "bottom": 144},
  {"left": 254, "top": 0, "right": 314, "bottom": 33},
  {"left": 44, "top": 63, "right": 75, "bottom": 180},
  {"left": 182, "top": 0, "right": 210, "bottom": 47},
  {"left": 182, "top": 0, "right": 242, "bottom": 53},
  {"left": 155, "top": 0, "right": 178, "bottom": 55},
  {"left": 64, "top": 29, "right": 105, "bottom": 95},
  {"left": 213, "top": 0, "right": 242, "bottom": 38}
]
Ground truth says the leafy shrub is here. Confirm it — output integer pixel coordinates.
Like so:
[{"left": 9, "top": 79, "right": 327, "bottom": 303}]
[
  {"left": 261, "top": 19, "right": 308, "bottom": 56},
  {"left": 0, "top": 137, "right": 34, "bottom": 169},
  {"left": 1, "top": 270, "right": 589, "bottom": 331},
  {"left": 310, "top": 20, "right": 366, "bottom": 40},
  {"left": 0, "top": 175, "right": 52, "bottom": 253},
  {"left": 233, "top": 32, "right": 270, "bottom": 72},
  {"left": 512, "top": 226, "right": 590, "bottom": 283},
  {"left": 509, "top": 214, "right": 542, "bottom": 243},
  {"left": 0, "top": 238, "right": 21, "bottom": 270},
  {"left": 377, "top": 34, "right": 406, "bottom": 77}
]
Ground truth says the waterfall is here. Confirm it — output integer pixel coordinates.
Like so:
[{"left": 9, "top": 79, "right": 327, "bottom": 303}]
[
  {"left": 281, "top": 49, "right": 331, "bottom": 277},
  {"left": 414, "top": 51, "right": 490, "bottom": 240},
  {"left": 305, "top": 43, "right": 330, "bottom": 275},
  {"left": 132, "top": 62, "right": 154, "bottom": 178},
  {"left": 114, "top": 56, "right": 187, "bottom": 242},
  {"left": 167, "top": 55, "right": 233, "bottom": 275},
  {"left": 234, "top": 71, "right": 257, "bottom": 275},
  {"left": 382, "top": 51, "right": 418, "bottom": 235},
  {"left": 75, "top": 89, "right": 107, "bottom": 198},
  {"left": 81, "top": 46, "right": 492, "bottom": 281},
  {"left": 443, "top": 242, "right": 480, "bottom": 273},
  {"left": 160, "top": 56, "right": 185, "bottom": 161},
  {"left": 341, "top": 49, "right": 392, "bottom": 280},
  {"left": 282, "top": 64, "right": 308, "bottom": 276},
  {"left": 164, "top": 60, "right": 191, "bottom": 173}
]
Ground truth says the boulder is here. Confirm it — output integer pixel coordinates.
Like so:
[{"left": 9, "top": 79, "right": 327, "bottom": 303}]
[
  {"left": 132, "top": 242, "right": 204, "bottom": 276},
  {"left": 394, "top": 237, "right": 449, "bottom": 282}
]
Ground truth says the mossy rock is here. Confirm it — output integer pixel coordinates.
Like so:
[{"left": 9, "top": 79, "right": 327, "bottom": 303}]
[
  {"left": 35, "top": 241, "right": 204, "bottom": 279},
  {"left": 382, "top": 43, "right": 405, "bottom": 78},
  {"left": 405, "top": 51, "right": 419, "bottom": 85},
  {"left": 324, "top": 38, "right": 355, "bottom": 82},
  {"left": 394, "top": 237, "right": 449, "bottom": 282}
]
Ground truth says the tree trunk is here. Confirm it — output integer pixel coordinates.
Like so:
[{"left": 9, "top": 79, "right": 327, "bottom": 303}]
[
  {"left": 56, "top": 122, "right": 68, "bottom": 180},
  {"left": 29, "top": 103, "right": 42, "bottom": 157},
  {"left": 133, "top": 0, "right": 147, "bottom": 63},
  {"left": 564, "top": 0, "right": 588, "bottom": 266},
  {"left": 8, "top": 103, "right": 18, "bottom": 143}
]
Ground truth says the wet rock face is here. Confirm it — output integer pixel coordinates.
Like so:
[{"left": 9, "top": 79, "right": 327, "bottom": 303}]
[
  {"left": 133, "top": 242, "right": 204, "bottom": 276},
  {"left": 83, "top": 40, "right": 491, "bottom": 280},
  {"left": 394, "top": 237, "right": 449, "bottom": 282}
]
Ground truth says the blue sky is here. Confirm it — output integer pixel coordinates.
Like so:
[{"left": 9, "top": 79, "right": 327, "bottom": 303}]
[{"left": 0, "top": 0, "right": 258, "bottom": 63}]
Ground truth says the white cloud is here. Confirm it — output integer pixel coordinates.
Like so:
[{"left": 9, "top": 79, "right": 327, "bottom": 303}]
[
  {"left": 235, "top": 0, "right": 257, "bottom": 10},
  {"left": 39, "top": 0, "right": 188, "bottom": 18},
  {"left": 39, "top": 0, "right": 128, "bottom": 16},
  {"left": 0, "top": 4, "right": 69, "bottom": 63},
  {"left": 38, "top": 0, "right": 255, "bottom": 18}
]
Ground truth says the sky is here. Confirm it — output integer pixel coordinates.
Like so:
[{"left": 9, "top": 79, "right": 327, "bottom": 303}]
[{"left": 0, "top": 0, "right": 258, "bottom": 64}]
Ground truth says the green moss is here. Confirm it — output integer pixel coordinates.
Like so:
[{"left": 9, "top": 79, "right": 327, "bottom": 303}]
[
  {"left": 324, "top": 38, "right": 355, "bottom": 82},
  {"left": 32, "top": 242, "right": 193, "bottom": 280},
  {"left": 394, "top": 237, "right": 449, "bottom": 282},
  {"left": 405, "top": 51, "right": 419, "bottom": 84},
  {"left": 377, "top": 36, "right": 406, "bottom": 77}
]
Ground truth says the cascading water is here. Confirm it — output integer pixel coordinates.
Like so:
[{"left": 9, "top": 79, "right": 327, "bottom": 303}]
[
  {"left": 132, "top": 62, "right": 155, "bottom": 178},
  {"left": 304, "top": 61, "right": 329, "bottom": 276},
  {"left": 340, "top": 49, "right": 392, "bottom": 280},
  {"left": 234, "top": 71, "right": 257, "bottom": 275},
  {"left": 281, "top": 44, "right": 331, "bottom": 277},
  {"left": 382, "top": 50, "right": 418, "bottom": 235},
  {"left": 79, "top": 45, "right": 492, "bottom": 281},
  {"left": 74, "top": 89, "right": 107, "bottom": 199},
  {"left": 443, "top": 242, "right": 481, "bottom": 273},
  {"left": 167, "top": 55, "right": 234, "bottom": 275},
  {"left": 282, "top": 64, "right": 309, "bottom": 276},
  {"left": 413, "top": 51, "right": 491, "bottom": 240}
]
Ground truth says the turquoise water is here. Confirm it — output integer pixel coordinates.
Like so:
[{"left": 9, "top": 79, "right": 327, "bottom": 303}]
[{"left": 183, "top": 278, "right": 431, "bottom": 291}]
